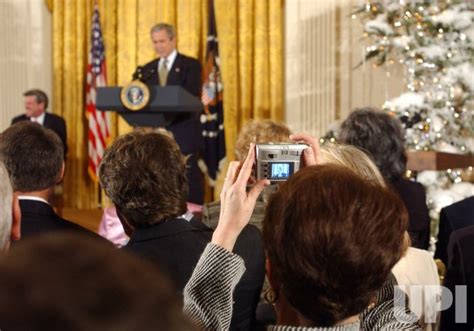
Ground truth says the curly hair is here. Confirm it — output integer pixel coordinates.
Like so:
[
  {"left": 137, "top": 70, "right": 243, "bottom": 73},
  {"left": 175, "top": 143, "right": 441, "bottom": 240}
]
[
  {"left": 338, "top": 108, "right": 407, "bottom": 181},
  {"left": 263, "top": 164, "right": 408, "bottom": 326},
  {"left": 99, "top": 129, "right": 188, "bottom": 227},
  {"left": 234, "top": 120, "right": 292, "bottom": 162}
]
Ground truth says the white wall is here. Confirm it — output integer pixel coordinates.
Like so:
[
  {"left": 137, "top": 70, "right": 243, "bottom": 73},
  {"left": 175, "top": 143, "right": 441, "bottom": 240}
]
[
  {"left": 285, "top": 0, "right": 406, "bottom": 136},
  {"left": 0, "top": 0, "right": 52, "bottom": 132}
]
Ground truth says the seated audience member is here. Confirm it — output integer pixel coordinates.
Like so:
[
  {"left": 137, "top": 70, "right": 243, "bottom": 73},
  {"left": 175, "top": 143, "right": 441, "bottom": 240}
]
[
  {"left": 0, "top": 162, "right": 20, "bottom": 251},
  {"left": 0, "top": 122, "right": 91, "bottom": 237},
  {"left": 0, "top": 232, "right": 194, "bottom": 331},
  {"left": 435, "top": 196, "right": 474, "bottom": 265},
  {"left": 339, "top": 107, "right": 431, "bottom": 250},
  {"left": 441, "top": 225, "right": 474, "bottom": 331},
  {"left": 12, "top": 89, "right": 68, "bottom": 158},
  {"left": 99, "top": 129, "right": 265, "bottom": 330},
  {"left": 306, "top": 139, "right": 439, "bottom": 329},
  {"left": 202, "top": 119, "right": 292, "bottom": 230},
  {"left": 184, "top": 145, "right": 419, "bottom": 330},
  {"left": 99, "top": 203, "right": 203, "bottom": 248}
]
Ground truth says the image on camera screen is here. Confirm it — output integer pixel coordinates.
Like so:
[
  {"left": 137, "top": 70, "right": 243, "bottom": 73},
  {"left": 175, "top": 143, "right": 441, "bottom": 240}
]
[{"left": 269, "top": 162, "right": 292, "bottom": 180}]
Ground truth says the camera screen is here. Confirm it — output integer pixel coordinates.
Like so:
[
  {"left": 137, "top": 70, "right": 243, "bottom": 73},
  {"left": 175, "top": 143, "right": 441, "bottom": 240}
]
[{"left": 269, "top": 162, "right": 293, "bottom": 180}]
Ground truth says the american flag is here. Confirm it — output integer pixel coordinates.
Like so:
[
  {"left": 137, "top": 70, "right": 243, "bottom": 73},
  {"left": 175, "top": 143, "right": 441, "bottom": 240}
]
[
  {"left": 201, "top": 0, "right": 226, "bottom": 185},
  {"left": 86, "top": 4, "right": 110, "bottom": 181}
]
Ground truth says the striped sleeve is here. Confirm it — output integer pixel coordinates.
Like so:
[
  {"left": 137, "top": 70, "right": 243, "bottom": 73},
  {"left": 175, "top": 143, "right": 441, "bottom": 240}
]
[{"left": 183, "top": 243, "right": 246, "bottom": 330}]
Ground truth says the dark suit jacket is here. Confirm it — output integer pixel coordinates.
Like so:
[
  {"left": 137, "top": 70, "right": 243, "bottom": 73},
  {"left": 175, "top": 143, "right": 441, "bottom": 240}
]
[
  {"left": 18, "top": 200, "right": 90, "bottom": 238},
  {"left": 124, "top": 216, "right": 265, "bottom": 330},
  {"left": 435, "top": 196, "right": 474, "bottom": 265},
  {"left": 140, "top": 53, "right": 202, "bottom": 155},
  {"left": 12, "top": 113, "right": 68, "bottom": 158},
  {"left": 440, "top": 225, "right": 474, "bottom": 330},
  {"left": 391, "top": 178, "right": 431, "bottom": 250}
]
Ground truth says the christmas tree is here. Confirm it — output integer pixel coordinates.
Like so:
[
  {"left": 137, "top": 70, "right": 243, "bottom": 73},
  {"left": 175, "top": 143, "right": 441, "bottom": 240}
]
[
  {"left": 354, "top": 0, "right": 473, "bottom": 153},
  {"left": 352, "top": 0, "right": 474, "bottom": 243}
]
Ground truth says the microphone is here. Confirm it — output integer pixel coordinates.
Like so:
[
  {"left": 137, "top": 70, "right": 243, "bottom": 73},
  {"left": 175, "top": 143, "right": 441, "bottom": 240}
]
[
  {"left": 143, "top": 67, "right": 156, "bottom": 82},
  {"left": 132, "top": 66, "right": 143, "bottom": 80},
  {"left": 132, "top": 66, "right": 156, "bottom": 83}
]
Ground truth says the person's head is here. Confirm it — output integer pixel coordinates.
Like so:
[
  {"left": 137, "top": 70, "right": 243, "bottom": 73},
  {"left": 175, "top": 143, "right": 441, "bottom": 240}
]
[
  {"left": 0, "top": 162, "right": 20, "bottom": 251},
  {"left": 319, "top": 143, "right": 386, "bottom": 187},
  {"left": 0, "top": 122, "right": 64, "bottom": 193},
  {"left": 339, "top": 107, "right": 407, "bottom": 182},
  {"left": 320, "top": 143, "right": 411, "bottom": 254},
  {"left": 0, "top": 232, "right": 195, "bottom": 330},
  {"left": 99, "top": 129, "right": 188, "bottom": 230},
  {"left": 234, "top": 120, "right": 292, "bottom": 162},
  {"left": 263, "top": 164, "right": 408, "bottom": 327},
  {"left": 150, "top": 23, "right": 176, "bottom": 58},
  {"left": 23, "top": 89, "right": 48, "bottom": 118}
]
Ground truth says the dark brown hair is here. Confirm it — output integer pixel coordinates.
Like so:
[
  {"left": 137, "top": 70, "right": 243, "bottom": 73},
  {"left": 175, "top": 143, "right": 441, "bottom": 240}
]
[
  {"left": 23, "top": 89, "right": 48, "bottom": 109},
  {"left": 99, "top": 129, "right": 188, "bottom": 227},
  {"left": 263, "top": 164, "right": 408, "bottom": 326},
  {"left": 0, "top": 121, "right": 63, "bottom": 191},
  {"left": 0, "top": 232, "right": 194, "bottom": 331}
]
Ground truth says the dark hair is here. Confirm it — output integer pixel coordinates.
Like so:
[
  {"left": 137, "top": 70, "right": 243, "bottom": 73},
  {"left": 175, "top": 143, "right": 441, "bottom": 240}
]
[
  {"left": 263, "top": 164, "right": 408, "bottom": 326},
  {"left": 339, "top": 107, "right": 407, "bottom": 181},
  {"left": 99, "top": 129, "right": 188, "bottom": 227},
  {"left": 0, "top": 232, "right": 195, "bottom": 331},
  {"left": 0, "top": 121, "right": 63, "bottom": 191},
  {"left": 23, "top": 89, "right": 48, "bottom": 109}
]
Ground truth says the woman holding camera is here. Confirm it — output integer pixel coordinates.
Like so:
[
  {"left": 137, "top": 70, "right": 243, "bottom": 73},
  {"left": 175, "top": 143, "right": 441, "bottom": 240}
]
[{"left": 184, "top": 140, "right": 419, "bottom": 330}]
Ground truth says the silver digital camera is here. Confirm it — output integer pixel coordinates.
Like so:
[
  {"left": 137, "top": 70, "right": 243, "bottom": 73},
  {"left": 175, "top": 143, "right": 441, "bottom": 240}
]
[{"left": 255, "top": 143, "right": 308, "bottom": 181}]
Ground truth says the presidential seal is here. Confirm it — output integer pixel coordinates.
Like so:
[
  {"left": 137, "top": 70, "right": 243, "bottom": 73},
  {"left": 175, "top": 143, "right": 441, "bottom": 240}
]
[{"left": 120, "top": 80, "right": 150, "bottom": 111}]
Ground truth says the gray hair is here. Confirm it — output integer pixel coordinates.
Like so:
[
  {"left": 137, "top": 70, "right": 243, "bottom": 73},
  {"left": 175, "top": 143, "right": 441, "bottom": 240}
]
[
  {"left": 339, "top": 107, "right": 407, "bottom": 182},
  {"left": 0, "top": 162, "right": 13, "bottom": 250},
  {"left": 150, "top": 23, "right": 176, "bottom": 39}
]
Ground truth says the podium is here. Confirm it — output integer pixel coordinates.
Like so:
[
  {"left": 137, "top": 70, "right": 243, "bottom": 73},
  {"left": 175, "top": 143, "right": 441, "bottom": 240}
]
[{"left": 96, "top": 86, "right": 202, "bottom": 127}]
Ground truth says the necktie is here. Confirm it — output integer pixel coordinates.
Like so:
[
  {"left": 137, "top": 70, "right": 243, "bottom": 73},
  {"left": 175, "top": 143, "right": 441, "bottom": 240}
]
[{"left": 159, "top": 58, "right": 168, "bottom": 86}]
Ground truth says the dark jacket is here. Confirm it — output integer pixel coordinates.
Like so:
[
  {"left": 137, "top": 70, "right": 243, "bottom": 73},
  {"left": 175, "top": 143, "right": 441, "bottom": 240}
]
[
  {"left": 435, "top": 196, "right": 474, "bottom": 264},
  {"left": 18, "top": 199, "right": 90, "bottom": 238},
  {"left": 441, "top": 224, "right": 474, "bottom": 330},
  {"left": 391, "top": 178, "right": 431, "bottom": 250},
  {"left": 139, "top": 53, "right": 202, "bottom": 155},
  {"left": 12, "top": 113, "right": 68, "bottom": 158},
  {"left": 124, "top": 216, "right": 265, "bottom": 330}
]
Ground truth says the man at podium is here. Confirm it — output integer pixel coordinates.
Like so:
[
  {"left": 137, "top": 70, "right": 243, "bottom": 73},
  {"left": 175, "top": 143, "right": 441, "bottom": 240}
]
[{"left": 137, "top": 23, "right": 203, "bottom": 204}]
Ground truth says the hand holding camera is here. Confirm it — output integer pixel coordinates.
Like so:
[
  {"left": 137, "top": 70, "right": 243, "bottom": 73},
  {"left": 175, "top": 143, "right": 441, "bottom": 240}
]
[{"left": 213, "top": 144, "right": 270, "bottom": 252}]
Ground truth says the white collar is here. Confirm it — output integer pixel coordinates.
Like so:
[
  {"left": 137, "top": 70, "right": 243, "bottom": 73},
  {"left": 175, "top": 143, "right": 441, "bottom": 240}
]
[
  {"left": 180, "top": 211, "right": 194, "bottom": 222},
  {"left": 159, "top": 49, "right": 178, "bottom": 71},
  {"left": 18, "top": 195, "right": 50, "bottom": 205},
  {"left": 30, "top": 112, "right": 46, "bottom": 125}
]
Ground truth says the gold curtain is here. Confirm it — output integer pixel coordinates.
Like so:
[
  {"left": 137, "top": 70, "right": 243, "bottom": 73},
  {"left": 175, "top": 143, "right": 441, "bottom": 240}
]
[
  {"left": 49, "top": 0, "right": 282, "bottom": 208},
  {"left": 215, "top": 0, "right": 283, "bottom": 160}
]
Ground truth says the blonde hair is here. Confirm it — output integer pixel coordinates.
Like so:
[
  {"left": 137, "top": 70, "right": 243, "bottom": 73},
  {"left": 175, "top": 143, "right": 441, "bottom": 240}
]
[
  {"left": 320, "top": 144, "right": 385, "bottom": 186},
  {"left": 320, "top": 143, "right": 411, "bottom": 253},
  {"left": 234, "top": 120, "right": 292, "bottom": 162}
]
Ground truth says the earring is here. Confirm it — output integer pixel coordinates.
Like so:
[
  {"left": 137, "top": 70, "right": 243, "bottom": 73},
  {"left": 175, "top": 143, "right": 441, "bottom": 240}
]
[
  {"left": 367, "top": 301, "right": 376, "bottom": 310},
  {"left": 263, "top": 288, "right": 278, "bottom": 304}
]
